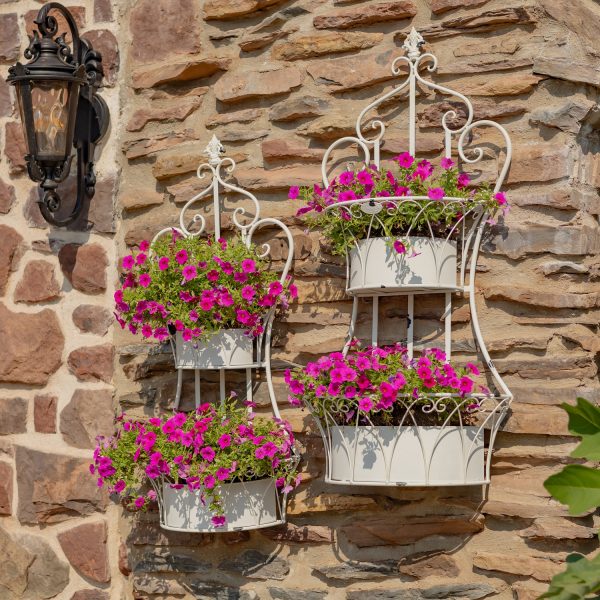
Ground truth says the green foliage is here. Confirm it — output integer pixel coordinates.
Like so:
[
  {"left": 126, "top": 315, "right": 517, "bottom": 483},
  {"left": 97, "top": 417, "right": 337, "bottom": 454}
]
[
  {"left": 92, "top": 401, "right": 299, "bottom": 522},
  {"left": 541, "top": 398, "right": 600, "bottom": 599},
  {"left": 540, "top": 554, "right": 600, "bottom": 600},
  {"left": 115, "top": 233, "right": 294, "bottom": 341},
  {"left": 293, "top": 159, "right": 506, "bottom": 255}
]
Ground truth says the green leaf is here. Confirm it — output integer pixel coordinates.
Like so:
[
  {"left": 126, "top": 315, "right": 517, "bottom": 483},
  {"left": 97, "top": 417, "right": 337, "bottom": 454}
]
[
  {"left": 571, "top": 432, "right": 600, "bottom": 462},
  {"left": 539, "top": 552, "right": 600, "bottom": 599},
  {"left": 562, "top": 398, "right": 600, "bottom": 437},
  {"left": 544, "top": 464, "right": 600, "bottom": 515}
]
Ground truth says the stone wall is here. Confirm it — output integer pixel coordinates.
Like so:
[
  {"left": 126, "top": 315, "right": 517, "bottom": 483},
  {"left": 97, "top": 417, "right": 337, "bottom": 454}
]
[{"left": 1, "top": 0, "right": 600, "bottom": 599}]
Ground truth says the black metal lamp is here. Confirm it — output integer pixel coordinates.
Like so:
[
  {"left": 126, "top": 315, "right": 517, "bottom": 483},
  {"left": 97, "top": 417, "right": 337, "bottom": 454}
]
[{"left": 7, "top": 2, "right": 109, "bottom": 226}]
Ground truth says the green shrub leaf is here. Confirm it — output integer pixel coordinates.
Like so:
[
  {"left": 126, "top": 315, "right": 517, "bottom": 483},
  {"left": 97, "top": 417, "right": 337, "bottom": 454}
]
[
  {"left": 539, "top": 552, "right": 600, "bottom": 599},
  {"left": 562, "top": 398, "right": 600, "bottom": 437},
  {"left": 543, "top": 464, "right": 600, "bottom": 515}
]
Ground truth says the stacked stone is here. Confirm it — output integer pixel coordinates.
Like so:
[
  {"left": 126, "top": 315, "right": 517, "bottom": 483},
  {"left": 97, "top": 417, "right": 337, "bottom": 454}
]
[
  {"left": 0, "top": 0, "right": 124, "bottom": 598},
  {"left": 116, "top": 0, "right": 600, "bottom": 598},
  {"left": 0, "top": 0, "right": 599, "bottom": 598}
]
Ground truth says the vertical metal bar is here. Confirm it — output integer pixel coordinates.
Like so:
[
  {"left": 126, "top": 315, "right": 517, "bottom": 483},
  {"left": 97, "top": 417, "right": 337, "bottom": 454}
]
[
  {"left": 174, "top": 368, "right": 183, "bottom": 410},
  {"left": 445, "top": 129, "right": 452, "bottom": 159},
  {"left": 444, "top": 292, "right": 452, "bottom": 359},
  {"left": 246, "top": 368, "right": 253, "bottom": 408},
  {"left": 194, "top": 369, "right": 200, "bottom": 409},
  {"left": 373, "top": 140, "right": 381, "bottom": 169},
  {"left": 407, "top": 294, "right": 414, "bottom": 360},
  {"left": 343, "top": 297, "right": 359, "bottom": 356},
  {"left": 219, "top": 370, "right": 226, "bottom": 407},
  {"left": 408, "top": 64, "right": 416, "bottom": 156},
  {"left": 213, "top": 177, "right": 220, "bottom": 240},
  {"left": 371, "top": 296, "right": 379, "bottom": 346}
]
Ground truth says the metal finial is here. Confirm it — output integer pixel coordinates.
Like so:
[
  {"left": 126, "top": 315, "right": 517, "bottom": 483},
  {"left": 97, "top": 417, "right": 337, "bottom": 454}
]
[
  {"left": 403, "top": 27, "right": 425, "bottom": 61},
  {"left": 204, "top": 134, "right": 224, "bottom": 165}
]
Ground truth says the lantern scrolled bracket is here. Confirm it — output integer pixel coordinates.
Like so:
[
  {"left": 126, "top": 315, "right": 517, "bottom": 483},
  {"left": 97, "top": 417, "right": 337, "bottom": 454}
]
[{"left": 7, "top": 2, "right": 109, "bottom": 227}]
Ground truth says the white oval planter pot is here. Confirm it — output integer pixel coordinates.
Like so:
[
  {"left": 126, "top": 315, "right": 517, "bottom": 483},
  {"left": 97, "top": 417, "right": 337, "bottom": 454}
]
[
  {"left": 161, "top": 478, "right": 280, "bottom": 532},
  {"left": 348, "top": 236, "right": 457, "bottom": 294},
  {"left": 174, "top": 329, "right": 254, "bottom": 369},
  {"left": 327, "top": 425, "right": 484, "bottom": 486}
]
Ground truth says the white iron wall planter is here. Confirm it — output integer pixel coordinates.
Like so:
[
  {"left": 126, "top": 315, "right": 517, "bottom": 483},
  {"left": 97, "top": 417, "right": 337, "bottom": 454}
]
[
  {"left": 308, "top": 28, "right": 513, "bottom": 487},
  {"left": 150, "top": 136, "right": 297, "bottom": 531},
  {"left": 348, "top": 236, "right": 458, "bottom": 294},
  {"left": 158, "top": 479, "right": 280, "bottom": 533},
  {"left": 151, "top": 135, "right": 295, "bottom": 413}
]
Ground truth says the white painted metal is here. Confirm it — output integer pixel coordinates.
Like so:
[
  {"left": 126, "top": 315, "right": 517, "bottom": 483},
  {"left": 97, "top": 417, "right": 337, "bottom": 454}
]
[
  {"left": 310, "top": 28, "right": 513, "bottom": 487},
  {"left": 329, "top": 425, "right": 484, "bottom": 485},
  {"left": 173, "top": 329, "right": 254, "bottom": 370},
  {"left": 348, "top": 236, "right": 458, "bottom": 294},
  {"left": 158, "top": 478, "right": 281, "bottom": 532}
]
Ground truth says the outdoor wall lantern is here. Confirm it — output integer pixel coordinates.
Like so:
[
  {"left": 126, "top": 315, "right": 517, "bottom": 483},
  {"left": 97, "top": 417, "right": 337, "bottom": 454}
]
[{"left": 7, "top": 2, "right": 109, "bottom": 226}]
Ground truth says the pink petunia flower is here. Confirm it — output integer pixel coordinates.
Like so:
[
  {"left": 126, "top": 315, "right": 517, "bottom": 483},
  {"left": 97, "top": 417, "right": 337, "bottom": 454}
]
[
  {"left": 457, "top": 172, "right": 470, "bottom": 188},
  {"left": 176, "top": 249, "right": 188, "bottom": 265},
  {"left": 158, "top": 256, "right": 169, "bottom": 271},
  {"left": 395, "top": 152, "right": 414, "bottom": 169},
  {"left": 427, "top": 187, "right": 444, "bottom": 201},
  {"left": 339, "top": 171, "right": 354, "bottom": 185},
  {"left": 139, "top": 240, "right": 150, "bottom": 252},
  {"left": 393, "top": 240, "right": 407, "bottom": 254},
  {"left": 494, "top": 192, "right": 507, "bottom": 205},
  {"left": 200, "top": 446, "right": 216, "bottom": 462},
  {"left": 211, "top": 515, "right": 226, "bottom": 527},
  {"left": 440, "top": 157, "right": 455, "bottom": 170},
  {"left": 139, "top": 273, "right": 151, "bottom": 288},
  {"left": 358, "top": 397, "right": 373, "bottom": 412},
  {"left": 182, "top": 264, "right": 197, "bottom": 281},
  {"left": 288, "top": 186, "right": 300, "bottom": 200},
  {"left": 122, "top": 255, "right": 134, "bottom": 270},
  {"left": 241, "top": 259, "right": 256, "bottom": 273}
]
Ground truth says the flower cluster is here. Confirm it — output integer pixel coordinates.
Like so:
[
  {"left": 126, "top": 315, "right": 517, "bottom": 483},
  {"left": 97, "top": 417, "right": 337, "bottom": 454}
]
[
  {"left": 286, "top": 343, "right": 488, "bottom": 426},
  {"left": 115, "top": 233, "right": 297, "bottom": 342},
  {"left": 290, "top": 154, "right": 509, "bottom": 255},
  {"left": 91, "top": 400, "right": 299, "bottom": 527}
]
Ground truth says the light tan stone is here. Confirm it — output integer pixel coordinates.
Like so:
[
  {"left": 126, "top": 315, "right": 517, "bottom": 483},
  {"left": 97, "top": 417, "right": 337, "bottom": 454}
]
[
  {"left": 314, "top": 1, "right": 417, "bottom": 29},
  {"left": 131, "top": 57, "right": 231, "bottom": 89},
  {"left": 288, "top": 489, "right": 378, "bottom": 516},
  {"left": 126, "top": 96, "right": 204, "bottom": 132},
  {"left": 520, "top": 517, "right": 597, "bottom": 541},
  {"left": 272, "top": 32, "right": 383, "bottom": 61},
  {"left": 204, "top": 0, "right": 284, "bottom": 20},
  {"left": 431, "top": 0, "right": 490, "bottom": 15},
  {"left": 472, "top": 552, "right": 564, "bottom": 582},
  {"left": 215, "top": 67, "right": 303, "bottom": 103}
]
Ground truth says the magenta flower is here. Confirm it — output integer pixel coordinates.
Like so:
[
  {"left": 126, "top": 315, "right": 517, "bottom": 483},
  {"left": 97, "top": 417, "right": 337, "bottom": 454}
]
[
  {"left": 211, "top": 515, "right": 226, "bottom": 527},
  {"left": 339, "top": 171, "right": 354, "bottom": 185},
  {"left": 203, "top": 474, "right": 215, "bottom": 489},
  {"left": 139, "top": 240, "right": 150, "bottom": 252},
  {"left": 175, "top": 249, "right": 188, "bottom": 265},
  {"left": 113, "top": 479, "right": 126, "bottom": 493},
  {"left": 395, "top": 152, "right": 414, "bottom": 169},
  {"left": 427, "top": 187, "right": 445, "bottom": 201},
  {"left": 440, "top": 157, "right": 455, "bottom": 170},
  {"left": 457, "top": 172, "right": 470, "bottom": 188},
  {"left": 134, "top": 496, "right": 145, "bottom": 509},
  {"left": 494, "top": 192, "right": 507, "bottom": 205},
  {"left": 241, "top": 285, "right": 256, "bottom": 301},
  {"left": 241, "top": 259, "right": 256, "bottom": 273},
  {"left": 358, "top": 397, "right": 373, "bottom": 412},
  {"left": 218, "top": 434, "right": 231, "bottom": 449},
  {"left": 139, "top": 273, "right": 151, "bottom": 288},
  {"left": 393, "top": 240, "right": 406, "bottom": 254},
  {"left": 216, "top": 467, "right": 230, "bottom": 481},
  {"left": 182, "top": 264, "right": 197, "bottom": 281},
  {"left": 357, "top": 169, "right": 374, "bottom": 187},
  {"left": 207, "top": 270, "right": 219, "bottom": 283},
  {"left": 141, "top": 324, "right": 153, "bottom": 338},
  {"left": 288, "top": 186, "right": 300, "bottom": 200},
  {"left": 158, "top": 256, "right": 169, "bottom": 271},
  {"left": 339, "top": 190, "right": 357, "bottom": 202},
  {"left": 122, "top": 255, "right": 134, "bottom": 270},
  {"left": 200, "top": 446, "right": 216, "bottom": 462}
]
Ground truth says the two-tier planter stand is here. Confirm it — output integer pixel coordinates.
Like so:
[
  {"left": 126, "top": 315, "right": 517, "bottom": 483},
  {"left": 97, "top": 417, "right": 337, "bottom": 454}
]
[
  {"left": 150, "top": 136, "right": 297, "bottom": 532},
  {"left": 305, "top": 28, "right": 513, "bottom": 487}
]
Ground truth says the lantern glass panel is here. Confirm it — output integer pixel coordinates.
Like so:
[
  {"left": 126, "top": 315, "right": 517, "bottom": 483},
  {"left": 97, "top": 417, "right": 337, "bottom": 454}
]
[{"left": 30, "top": 80, "right": 72, "bottom": 160}]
